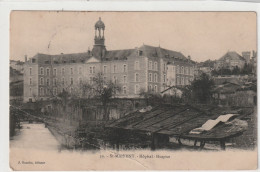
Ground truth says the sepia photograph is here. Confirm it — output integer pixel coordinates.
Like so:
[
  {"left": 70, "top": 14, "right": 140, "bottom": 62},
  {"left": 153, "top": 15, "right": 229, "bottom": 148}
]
[{"left": 9, "top": 11, "right": 257, "bottom": 170}]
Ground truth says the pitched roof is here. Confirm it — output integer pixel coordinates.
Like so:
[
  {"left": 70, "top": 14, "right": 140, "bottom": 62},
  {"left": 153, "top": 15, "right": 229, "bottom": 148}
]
[
  {"left": 104, "top": 49, "right": 136, "bottom": 60},
  {"left": 219, "top": 51, "right": 245, "bottom": 61},
  {"left": 28, "top": 44, "right": 189, "bottom": 64},
  {"left": 139, "top": 44, "right": 187, "bottom": 60},
  {"left": 106, "top": 104, "right": 252, "bottom": 141},
  {"left": 30, "top": 52, "right": 91, "bottom": 64}
]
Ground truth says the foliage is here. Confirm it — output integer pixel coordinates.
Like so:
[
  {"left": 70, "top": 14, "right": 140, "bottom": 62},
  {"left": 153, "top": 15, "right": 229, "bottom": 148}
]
[
  {"left": 187, "top": 73, "right": 215, "bottom": 104},
  {"left": 211, "top": 63, "right": 253, "bottom": 76},
  {"left": 139, "top": 88, "right": 163, "bottom": 106},
  {"left": 80, "top": 73, "right": 122, "bottom": 120}
]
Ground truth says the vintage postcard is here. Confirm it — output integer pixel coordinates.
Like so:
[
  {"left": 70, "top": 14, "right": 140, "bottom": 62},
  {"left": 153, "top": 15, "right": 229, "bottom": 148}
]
[{"left": 9, "top": 11, "right": 257, "bottom": 170}]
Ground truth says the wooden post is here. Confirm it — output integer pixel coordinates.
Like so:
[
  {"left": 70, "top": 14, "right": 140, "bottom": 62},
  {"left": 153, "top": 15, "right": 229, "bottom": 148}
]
[
  {"left": 220, "top": 140, "right": 226, "bottom": 150},
  {"left": 151, "top": 133, "right": 158, "bottom": 151},
  {"left": 199, "top": 141, "right": 205, "bottom": 150},
  {"left": 194, "top": 140, "right": 197, "bottom": 147}
]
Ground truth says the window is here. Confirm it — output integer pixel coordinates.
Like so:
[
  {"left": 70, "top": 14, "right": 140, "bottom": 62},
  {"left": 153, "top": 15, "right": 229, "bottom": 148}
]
[
  {"left": 29, "top": 68, "right": 32, "bottom": 75},
  {"left": 30, "top": 87, "right": 32, "bottom": 96},
  {"left": 29, "top": 78, "right": 32, "bottom": 85},
  {"left": 40, "top": 77, "right": 44, "bottom": 85},
  {"left": 181, "top": 66, "right": 184, "bottom": 74},
  {"left": 70, "top": 78, "right": 73, "bottom": 85},
  {"left": 103, "top": 77, "right": 106, "bottom": 81},
  {"left": 190, "top": 67, "right": 193, "bottom": 75},
  {"left": 185, "top": 77, "right": 189, "bottom": 85},
  {"left": 62, "top": 68, "right": 65, "bottom": 75},
  {"left": 185, "top": 67, "right": 188, "bottom": 75},
  {"left": 148, "top": 85, "right": 152, "bottom": 91},
  {"left": 177, "top": 65, "right": 180, "bottom": 74},
  {"left": 135, "top": 61, "right": 140, "bottom": 70},
  {"left": 93, "top": 66, "right": 95, "bottom": 73},
  {"left": 135, "top": 84, "right": 140, "bottom": 94},
  {"left": 154, "top": 73, "right": 157, "bottom": 82},
  {"left": 79, "top": 77, "right": 82, "bottom": 85},
  {"left": 90, "top": 67, "right": 93, "bottom": 74},
  {"left": 164, "top": 63, "right": 166, "bottom": 71},
  {"left": 177, "top": 76, "right": 180, "bottom": 85},
  {"left": 79, "top": 67, "right": 82, "bottom": 75},
  {"left": 70, "top": 87, "right": 73, "bottom": 94},
  {"left": 46, "top": 68, "right": 50, "bottom": 76},
  {"left": 154, "top": 62, "right": 158, "bottom": 71},
  {"left": 53, "top": 88, "right": 57, "bottom": 96},
  {"left": 123, "top": 86, "right": 127, "bottom": 94},
  {"left": 163, "top": 74, "right": 166, "bottom": 83},
  {"left": 123, "top": 75, "right": 127, "bottom": 83},
  {"left": 53, "top": 68, "right": 57, "bottom": 76},
  {"left": 32, "top": 59, "right": 36, "bottom": 63},
  {"left": 138, "top": 50, "right": 143, "bottom": 56},
  {"left": 154, "top": 85, "right": 157, "bottom": 93},
  {"left": 62, "top": 77, "right": 65, "bottom": 86},
  {"left": 113, "top": 76, "right": 117, "bottom": 84},
  {"left": 40, "top": 87, "right": 44, "bottom": 96},
  {"left": 40, "top": 67, "right": 44, "bottom": 75},
  {"left": 103, "top": 65, "right": 107, "bottom": 73},
  {"left": 113, "top": 65, "right": 116, "bottom": 73},
  {"left": 53, "top": 78, "right": 57, "bottom": 86},
  {"left": 149, "top": 73, "right": 152, "bottom": 82},
  {"left": 181, "top": 77, "right": 184, "bottom": 85},
  {"left": 46, "top": 78, "right": 50, "bottom": 86},
  {"left": 123, "top": 64, "right": 127, "bottom": 72},
  {"left": 135, "top": 73, "right": 139, "bottom": 82},
  {"left": 70, "top": 68, "right": 73, "bottom": 75},
  {"left": 149, "top": 61, "right": 152, "bottom": 70}
]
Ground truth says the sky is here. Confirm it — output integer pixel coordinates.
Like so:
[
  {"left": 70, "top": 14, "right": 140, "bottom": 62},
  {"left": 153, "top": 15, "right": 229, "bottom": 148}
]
[{"left": 10, "top": 11, "right": 257, "bottom": 62}]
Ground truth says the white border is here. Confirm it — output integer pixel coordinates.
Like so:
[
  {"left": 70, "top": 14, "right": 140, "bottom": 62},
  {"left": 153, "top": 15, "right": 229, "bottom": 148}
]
[{"left": 1, "top": 1, "right": 259, "bottom": 172}]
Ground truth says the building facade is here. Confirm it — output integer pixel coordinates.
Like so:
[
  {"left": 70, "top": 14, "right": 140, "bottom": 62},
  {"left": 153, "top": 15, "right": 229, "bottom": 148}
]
[
  {"left": 214, "top": 51, "right": 246, "bottom": 70},
  {"left": 23, "top": 18, "right": 195, "bottom": 102}
]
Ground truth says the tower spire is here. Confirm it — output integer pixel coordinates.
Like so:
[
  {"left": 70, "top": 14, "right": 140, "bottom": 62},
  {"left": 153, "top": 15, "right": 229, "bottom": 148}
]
[{"left": 92, "top": 17, "right": 106, "bottom": 59}]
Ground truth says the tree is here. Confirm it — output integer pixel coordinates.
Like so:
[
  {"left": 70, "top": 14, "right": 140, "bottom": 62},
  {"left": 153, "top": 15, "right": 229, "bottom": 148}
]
[
  {"left": 139, "top": 88, "right": 163, "bottom": 106},
  {"left": 82, "top": 73, "right": 121, "bottom": 121},
  {"left": 190, "top": 73, "right": 214, "bottom": 104}
]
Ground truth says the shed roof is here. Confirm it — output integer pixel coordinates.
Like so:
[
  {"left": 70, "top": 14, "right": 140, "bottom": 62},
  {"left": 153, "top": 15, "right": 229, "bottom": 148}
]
[{"left": 106, "top": 104, "right": 253, "bottom": 141}]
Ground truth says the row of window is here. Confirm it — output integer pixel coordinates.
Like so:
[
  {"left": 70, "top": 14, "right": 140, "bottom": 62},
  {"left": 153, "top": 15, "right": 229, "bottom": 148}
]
[
  {"left": 148, "top": 85, "right": 158, "bottom": 92},
  {"left": 36, "top": 86, "right": 129, "bottom": 97},
  {"left": 176, "top": 66, "right": 194, "bottom": 75},
  {"left": 176, "top": 76, "right": 193, "bottom": 85},
  {"left": 148, "top": 73, "right": 158, "bottom": 82},
  {"left": 33, "top": 73, "right": 180, "bottom": 86},
  {"left": 37, "top": 64, "right": 129, "bottom": 76},
  {"left": 148, "top": 61, "right": 158, "bottom": 71},
  {"left": 38, "top": 75, "right": 129, "bottom": 86}
]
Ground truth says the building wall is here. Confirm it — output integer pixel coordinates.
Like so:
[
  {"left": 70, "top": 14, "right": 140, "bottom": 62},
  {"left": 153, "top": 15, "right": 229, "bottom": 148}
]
[
  {"left": 23, "top": 62, "right": 38, "bottom": 102},
  {"left": 24, "top": 54, "right": 195, "bottom": 102},
  {"left": 174, "top": 61, "right": 194, "bottom": 87},
  {"left": 215, "top": 59, "right": 245, "bottom": 70}
]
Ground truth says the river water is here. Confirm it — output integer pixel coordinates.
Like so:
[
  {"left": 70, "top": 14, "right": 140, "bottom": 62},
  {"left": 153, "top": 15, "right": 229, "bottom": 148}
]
[{"left": 10, "top": 122, "right": 61, "bottom": 151}]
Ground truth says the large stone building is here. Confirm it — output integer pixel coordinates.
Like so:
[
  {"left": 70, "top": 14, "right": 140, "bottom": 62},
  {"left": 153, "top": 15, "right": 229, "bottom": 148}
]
[
  {"left": 23, "top": 18, "right": 195, "bottom": 102},
  {"left": 214, "top": 51, "right": 246, "bottom": 70}
]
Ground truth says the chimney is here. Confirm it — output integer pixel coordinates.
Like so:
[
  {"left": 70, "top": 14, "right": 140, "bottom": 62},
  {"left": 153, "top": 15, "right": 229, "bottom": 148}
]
[{"left": 24, "top": 55, "right": 27, "bottom": 62}]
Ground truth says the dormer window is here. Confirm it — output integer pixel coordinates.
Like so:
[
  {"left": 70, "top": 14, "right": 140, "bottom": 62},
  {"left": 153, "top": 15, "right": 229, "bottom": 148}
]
[
  {"left": 63, "top": 61, "right": 66, "bottom": 63},
  {"left": 32, "top": 59, "right": 36, "bottom": 63},
  {"left": 138, "top": 50, "right": 143, "bottom": 56}
]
